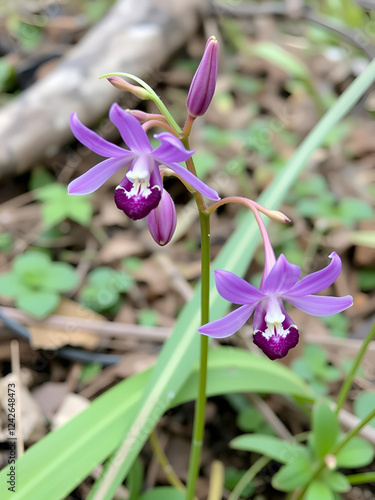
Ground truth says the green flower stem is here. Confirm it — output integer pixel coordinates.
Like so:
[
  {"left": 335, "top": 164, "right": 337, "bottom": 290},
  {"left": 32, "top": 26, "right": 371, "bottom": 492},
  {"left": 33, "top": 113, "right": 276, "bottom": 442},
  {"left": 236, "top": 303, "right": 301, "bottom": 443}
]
[
  {"left": 228, "top": 456, "right": 270, "bottom": 500},
  {"left": 295, "top": 407, "right": 375, "bottom": 500},
  {"left": 186, "top": 211, "right": 211, "bottom": 500},
  {"left": 346, "top": 472, "right": 375, "bottom": 485},
  {"left": 149, "top": 430, "right": 185, "bottom": 491},
  {"left": 182, "top": 115, "right": 195, "bottom": 139},
  {"left": 333, "top": 408, "right": 375, "bottom": 456},
  {"left": 336, "top": 322, "right": 375, "bottom": 414},
  {"left": 181, "top": 135, "right": 207, "bottom": 213}
]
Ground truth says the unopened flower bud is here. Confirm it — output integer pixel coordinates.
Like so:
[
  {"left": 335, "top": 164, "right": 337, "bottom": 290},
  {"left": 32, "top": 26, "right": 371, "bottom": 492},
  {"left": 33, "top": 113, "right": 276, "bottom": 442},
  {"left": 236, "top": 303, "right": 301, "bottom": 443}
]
[
  {"left": 129, "top": 110, "right": 167, "bottom": 123},
  {"left": 325, "top": 454, "right": 337, "bottom": 470},
  {"left": 186, "top": 36, "right": 218, "bottom": 117},
  {"left": 146, "top": 190, "right": 177, "bottom": 246},
  {"left": 107, "top": 76, "right": 151, "bottom": 99}
]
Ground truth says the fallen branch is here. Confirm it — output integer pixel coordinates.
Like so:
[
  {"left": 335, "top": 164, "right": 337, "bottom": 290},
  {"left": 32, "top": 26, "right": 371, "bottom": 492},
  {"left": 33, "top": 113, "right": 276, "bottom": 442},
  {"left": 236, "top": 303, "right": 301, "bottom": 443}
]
[{"left": 0, "top": 0, "right": 202, "bottom": 179}]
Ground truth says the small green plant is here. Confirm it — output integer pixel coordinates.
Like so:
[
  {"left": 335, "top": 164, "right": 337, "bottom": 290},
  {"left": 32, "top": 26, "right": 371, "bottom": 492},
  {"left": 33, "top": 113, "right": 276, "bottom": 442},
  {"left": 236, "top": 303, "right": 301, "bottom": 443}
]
[
  {"left": 237, "top": 404, "right": 274, "bottom": 436},
  {"left": 138, "top": 308, "right": 158, "bottom": 327},
  {"left": 354, "top": 391, "right": 375, "bottom": 428},
  {"left": 34, "top": 183, "right": 93, "bottom": 227},
  {"left": 231, "top": 400, "right": 374, "bottom": 499},
  {"left": 297, "top": 195, "right": 372, "bottom": 227},
  {"left": 292, "top": 344, "right": 341, "bottom": 395},
  {"left": 0, "top": 232, "right": 13, "bottom": 253},
  {"left": 291, "top": 174, "right": 373, "bottom": 227},
  {"left": 0, "top": 250, "right": 79, "bottom": 317},
  {"left": 79, "top": 266, "right": 134, "bottom": 314},
  {"left": 320, "top": 313, "right": 349, "bottom": 338}
]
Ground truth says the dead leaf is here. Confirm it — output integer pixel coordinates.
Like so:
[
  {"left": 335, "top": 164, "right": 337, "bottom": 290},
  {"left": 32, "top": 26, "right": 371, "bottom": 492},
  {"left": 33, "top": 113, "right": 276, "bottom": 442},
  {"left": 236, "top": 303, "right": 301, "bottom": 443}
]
[
  {"left": 131, "top": 257, "right": 170, "bottom": 296},
  {"left": 29, "top": 298, "right": 102, "bottom": 350},
  {"left": 99, "top": 231, "right": 144, "bottom": 263},
  {"left": 32, "top": 382, "right": 70, "bottom": 418},
  {"left": 353, "top": 221, "right": 375, "bottom": 266},
  {"left": 51, "top": 393, "right": 90, "bottom": 430}
]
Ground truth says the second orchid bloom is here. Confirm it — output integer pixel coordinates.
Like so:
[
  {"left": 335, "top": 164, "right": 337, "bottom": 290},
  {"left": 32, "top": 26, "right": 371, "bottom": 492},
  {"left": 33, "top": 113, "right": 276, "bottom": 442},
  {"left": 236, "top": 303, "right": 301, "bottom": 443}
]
[{"left": 198, "top": 251, "right": 353, "bottom": 360}]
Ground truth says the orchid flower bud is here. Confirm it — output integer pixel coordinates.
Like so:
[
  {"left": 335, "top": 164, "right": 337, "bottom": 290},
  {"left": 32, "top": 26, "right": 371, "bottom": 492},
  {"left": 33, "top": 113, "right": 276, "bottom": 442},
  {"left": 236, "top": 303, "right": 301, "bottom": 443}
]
[
  {"left": 186, "top": 36, "right": 218, "bottom": 117},
  {"left": 106, "top": 76, "right": 151, "bottom": 99},
  {"left": 146, "top": 189, "right": 177, "bottom": 246}
]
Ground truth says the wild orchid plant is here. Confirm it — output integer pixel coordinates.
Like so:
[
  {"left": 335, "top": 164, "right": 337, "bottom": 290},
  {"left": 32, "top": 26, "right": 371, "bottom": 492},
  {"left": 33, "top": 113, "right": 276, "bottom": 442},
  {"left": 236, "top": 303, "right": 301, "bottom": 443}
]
[{"left": 65, "top": 37, "right": 375, "bottom": 500}]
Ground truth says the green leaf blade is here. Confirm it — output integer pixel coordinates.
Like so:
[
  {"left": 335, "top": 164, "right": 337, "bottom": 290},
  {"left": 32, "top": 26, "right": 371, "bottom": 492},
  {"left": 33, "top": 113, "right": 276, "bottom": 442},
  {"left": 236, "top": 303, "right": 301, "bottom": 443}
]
[
  {"left": 230, "top": 434, "right": 305, "bottom": 464},
  {"left": 311, "top": 400, "right": 339, "bottom": 458}
]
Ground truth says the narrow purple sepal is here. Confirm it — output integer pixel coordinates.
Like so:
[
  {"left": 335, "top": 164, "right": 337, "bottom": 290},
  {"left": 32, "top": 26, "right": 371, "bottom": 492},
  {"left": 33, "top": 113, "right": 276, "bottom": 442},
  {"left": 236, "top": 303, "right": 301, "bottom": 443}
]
[
  {"left": 282, "top": 294, "right": 353, "bottom": 316},
  {"left": 261, "top": 254, "right": 301, "bottom": 294},
  {"left": 287, "top": 252, "right": 342, "bottom": 296},
  {"left": 214, "top": 270, "right": 264, "bottom": 305},
  {"left": 153, "top": 133, "right": 195, "bottom": 163},
  {"left": 198, "top": 304, "right": 256, "bottom": 339},
  {"left": 68, "top": 157, "right": 130, "bottom": 195},
  {"left": 70, "top": 113, "right": 126, "bottom": 158},
  {"left": 186, "top": 36, "right": 218, "bottom": 117},
  {"left": 109, "top": 103, "right": 153, "bottom": 153},
  {"left": 162, "top": 160, "right": 220, "bottom": 201}
]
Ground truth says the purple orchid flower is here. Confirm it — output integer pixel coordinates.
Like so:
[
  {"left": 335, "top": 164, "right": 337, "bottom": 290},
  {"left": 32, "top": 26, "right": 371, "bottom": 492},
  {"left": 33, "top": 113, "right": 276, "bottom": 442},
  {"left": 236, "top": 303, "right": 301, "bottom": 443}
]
[
  {"left": 68, "top": 103, "right": 219, "bottom": 220},
  {"left": 198, "top": 252, "right": 353, "bottom": 360}
]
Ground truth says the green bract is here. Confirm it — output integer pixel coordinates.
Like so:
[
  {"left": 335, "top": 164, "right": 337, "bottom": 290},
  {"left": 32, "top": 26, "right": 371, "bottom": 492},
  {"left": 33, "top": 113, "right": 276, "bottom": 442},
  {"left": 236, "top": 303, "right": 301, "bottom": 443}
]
[{"left": 0, "top": 251, "right": 79, "bottom": 318}]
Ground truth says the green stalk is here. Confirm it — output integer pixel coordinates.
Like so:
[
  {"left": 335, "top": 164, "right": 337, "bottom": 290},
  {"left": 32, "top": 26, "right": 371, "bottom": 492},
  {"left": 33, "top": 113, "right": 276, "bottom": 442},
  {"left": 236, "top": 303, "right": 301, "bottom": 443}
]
[
  {"left": 149, "top": 430, "right": 185, "bottom": 491},
  {"left": 228, "top": 456, "right": 270, "bottom": 500},
  {"left": 333, "top": 408, "right": 375, "bottom": 456},
  {"left": 346, "top": 472, "right": 375, "bottom": 485},
  {"left": 336, "top": 322, "right": 375, "bottom": 414},
  {"left": 186, "top": 211, "right": 211, "bottom": 500}
]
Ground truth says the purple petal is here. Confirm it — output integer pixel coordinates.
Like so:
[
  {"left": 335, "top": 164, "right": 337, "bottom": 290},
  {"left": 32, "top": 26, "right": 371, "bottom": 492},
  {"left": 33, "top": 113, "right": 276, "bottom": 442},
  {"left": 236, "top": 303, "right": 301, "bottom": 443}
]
[
  {"left": 261, "top": 254, "right": 301, "bottom": 294},
  {"left": 283, "top": 294, "right": 353, "bottom": 316},
  {"left": 153, "top": 133, "right": 195, "bottom": 163},
  {"left": 109, "top": 103, "right": 152, "bottom": 153},
  {"left": 68, "top": 156, "right": 131, "bottom": 195},
  {"left": 114, "top": 158, "right": 162, "bottom": 220},
  {"left": 198, "top": 304, "right": 255, "bottom": 339},
  {"left": 253, "top": 308, "right": 299, "bottom": 360},
  {"left": 214, "top": 270, "right": 264, "bottom": 305},
  {"left": 162, "top": 161, "right": 220, "bottom": 200},
  {"left": 70, "top": 113, "right": 126, "bottom": 157},
  {"left": 287, "top": 252, "right": 343, "bottom": 296}
]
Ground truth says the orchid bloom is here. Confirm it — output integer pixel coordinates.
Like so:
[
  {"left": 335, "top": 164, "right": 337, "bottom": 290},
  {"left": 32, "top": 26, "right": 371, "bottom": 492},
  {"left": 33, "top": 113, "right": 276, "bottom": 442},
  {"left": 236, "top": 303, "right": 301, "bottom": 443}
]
[
  {"left": 198, "top": 251, "right": 353, "bottom": 360},
  {"left": 68, "top": 103, "right": 219, "bottom": 220}
]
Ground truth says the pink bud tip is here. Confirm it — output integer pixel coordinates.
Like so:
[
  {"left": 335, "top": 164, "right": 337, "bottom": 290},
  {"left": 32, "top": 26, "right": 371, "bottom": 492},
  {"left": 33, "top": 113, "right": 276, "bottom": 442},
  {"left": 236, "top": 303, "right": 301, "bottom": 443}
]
[
  {"left": 186, "top": 36, "right": 218, "bottom": 117},
  {"left": 146, "top": 190, "right": 177, "bottom": 246}
]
